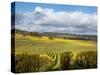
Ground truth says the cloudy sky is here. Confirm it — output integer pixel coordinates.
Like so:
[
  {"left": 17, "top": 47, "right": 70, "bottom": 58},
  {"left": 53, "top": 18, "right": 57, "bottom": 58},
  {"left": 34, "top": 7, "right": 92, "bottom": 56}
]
[{"left": 12, "top": 2, "right": 97, "bottom": 35}]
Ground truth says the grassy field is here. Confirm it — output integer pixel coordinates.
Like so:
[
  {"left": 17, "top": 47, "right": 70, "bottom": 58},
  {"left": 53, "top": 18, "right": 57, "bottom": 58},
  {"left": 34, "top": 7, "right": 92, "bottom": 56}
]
[{"left": 14, "top": 33, "right": 97, "bottom": 73}]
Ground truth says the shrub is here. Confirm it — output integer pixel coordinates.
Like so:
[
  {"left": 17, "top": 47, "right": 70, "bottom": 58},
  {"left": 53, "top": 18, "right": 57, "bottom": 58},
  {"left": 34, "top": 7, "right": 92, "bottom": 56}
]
[
  {"left": 15, "top": 53, "right": 53, "bottom": 73},
  {"left": 60, "top": 52, "right": 73, "bottom": 70},
  {"left": 60, "top": 51, "right": 97, "bottom": 70},
  {"left": 39, "top": 54, "right": 53, "bottom": 71},
  {"left": 15, "top": 53, "right": 39, "bottom": 73},
  {"left": 73, "top": 51, "right": 97, "bottom": 69}
]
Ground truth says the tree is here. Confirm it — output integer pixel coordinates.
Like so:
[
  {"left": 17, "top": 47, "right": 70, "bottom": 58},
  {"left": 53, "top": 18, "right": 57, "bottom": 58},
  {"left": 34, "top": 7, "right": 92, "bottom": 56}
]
[{"left": 48, "top": 36, "right": 53, "bottom": 40}]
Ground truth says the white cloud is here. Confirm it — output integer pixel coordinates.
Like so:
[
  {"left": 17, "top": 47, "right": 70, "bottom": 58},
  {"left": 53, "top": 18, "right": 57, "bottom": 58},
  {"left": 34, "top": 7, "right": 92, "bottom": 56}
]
[{"left": 15, "top": 6, "right": 97, "bottom": 35}]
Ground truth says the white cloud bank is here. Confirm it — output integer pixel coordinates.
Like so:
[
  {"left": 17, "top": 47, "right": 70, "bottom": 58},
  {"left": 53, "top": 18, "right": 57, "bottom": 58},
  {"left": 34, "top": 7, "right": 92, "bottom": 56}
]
[{"left": 15, "top": 6, "right": 97, "bottom": 35}]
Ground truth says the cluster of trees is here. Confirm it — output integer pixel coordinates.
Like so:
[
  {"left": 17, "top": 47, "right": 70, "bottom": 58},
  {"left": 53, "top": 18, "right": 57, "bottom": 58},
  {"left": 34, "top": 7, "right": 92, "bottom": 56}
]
[
  {"left": 15, "top": 29, "right": 97, "bottom": 41},
  {"left": 63, "top": 36, "right": 97, "bottom": 41}
]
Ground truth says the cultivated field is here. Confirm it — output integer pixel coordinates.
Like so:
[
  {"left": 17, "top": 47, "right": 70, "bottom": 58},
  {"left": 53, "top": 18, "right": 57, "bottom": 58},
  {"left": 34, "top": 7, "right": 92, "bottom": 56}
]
[{"left": 14, "top": 33, "right": 97, "bottom": 73}]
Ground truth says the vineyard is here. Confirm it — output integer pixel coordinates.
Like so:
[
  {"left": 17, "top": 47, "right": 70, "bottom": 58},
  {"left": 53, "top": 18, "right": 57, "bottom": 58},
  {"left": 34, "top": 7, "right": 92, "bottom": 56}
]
[{"left": 15, "top": 33, "right": 97, "bottom": 73}]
